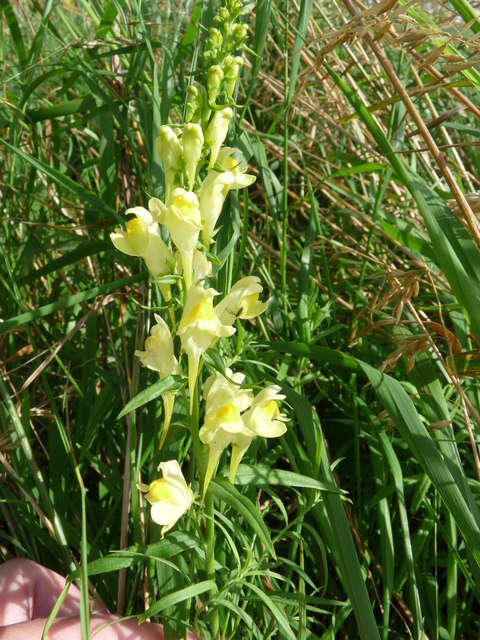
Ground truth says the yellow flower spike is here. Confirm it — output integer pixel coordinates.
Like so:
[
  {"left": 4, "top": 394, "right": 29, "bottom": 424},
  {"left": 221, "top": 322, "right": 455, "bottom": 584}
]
[
  {"left": 153, "top": 189, "right": 202, "bottom": 290},
  {"left": 110, "top": 207, "right": 174, "bottom": 284},
  {"left": 198, "top": 147, "right": 255, "bottom": 247},
  {"left": 215, "top": 276, "right": 267, "bottom": 326},
  {"left": 135, "top": 315, "right": 180, "bottom": 447},
  {"left": 229, "top": 385, "right": 287, "bottom": 485},
  {"left": 138, "top": 460, "right": 193, "bottom": 536},
  {"left": 182, "top": 123, "right": 204, "bottom": 190},
  {"left": 199, "top": 370, "right": 253, "bottom": 496},
  {"left": 155, "top": 126, "right": 183, "bottom": 204},
  {"left": 205, "top": 107, "right": 233, "bottom": 169},
  {"left": 178, "top": 288, "right": 236, "bottom": 413}
]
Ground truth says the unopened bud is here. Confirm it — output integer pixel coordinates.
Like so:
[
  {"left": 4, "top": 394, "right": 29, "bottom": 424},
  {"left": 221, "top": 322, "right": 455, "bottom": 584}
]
[
  {"left": 205, "top": 107, "right": 233, "bottom": 168},
  {"left": 232, "top": 23, "right": 247, "bottom": 44},
  {"left": 182, "top": 123, "right": 204, "bottom": 190},
  {"left": 224, "top": 55, "right": 243, "bottom": 98},
  {"left": 207, "top": 65, "right": 224, "bottom": 104},
  {"left": 207, "top": 27, "right": 223, "bottom": 50},
  {"left": 155, "top": 126, "right": 183, "bottom": 203},
  {"left": 186, "top": 85, "right": 200, "bottom": 122}
]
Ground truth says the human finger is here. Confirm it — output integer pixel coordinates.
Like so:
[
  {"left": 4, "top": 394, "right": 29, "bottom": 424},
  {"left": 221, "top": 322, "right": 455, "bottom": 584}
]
[{"left": 0, "top": 559, "right": 108, "bottom": 625}]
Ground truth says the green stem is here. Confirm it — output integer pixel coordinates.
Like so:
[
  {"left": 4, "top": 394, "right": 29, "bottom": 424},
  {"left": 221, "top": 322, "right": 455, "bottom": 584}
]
[
  {"left": 190, "top": 382, "right": 204, "bottom": 479},
  {"left": 205, "top": 492, "right": 219, "bottom": 638}
]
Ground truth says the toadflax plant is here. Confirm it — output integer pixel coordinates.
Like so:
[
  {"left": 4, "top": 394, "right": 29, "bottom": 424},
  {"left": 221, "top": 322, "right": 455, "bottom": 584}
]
[{"left": 110, "top": 1, "right": 288, "bottom": 635}]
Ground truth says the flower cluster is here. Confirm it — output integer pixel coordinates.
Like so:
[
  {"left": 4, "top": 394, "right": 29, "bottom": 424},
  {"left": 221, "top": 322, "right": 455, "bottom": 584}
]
[
  {"left": 200, "top": 371, "right": 287, "bottom": 497},
  {"left": 110, "top": 0, "right": 287, "bottom": 534}
]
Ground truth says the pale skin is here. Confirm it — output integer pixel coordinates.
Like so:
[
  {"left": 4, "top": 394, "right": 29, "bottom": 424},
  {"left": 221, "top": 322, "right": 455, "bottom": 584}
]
[{"left": 0, "top": 559, "right": 195, "bottom": 639}]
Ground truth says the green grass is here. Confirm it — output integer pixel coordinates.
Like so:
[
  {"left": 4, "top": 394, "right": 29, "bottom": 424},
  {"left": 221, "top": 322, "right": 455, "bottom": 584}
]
[{"left": 3, "top": 0, "right": 480, "bottom": 638}]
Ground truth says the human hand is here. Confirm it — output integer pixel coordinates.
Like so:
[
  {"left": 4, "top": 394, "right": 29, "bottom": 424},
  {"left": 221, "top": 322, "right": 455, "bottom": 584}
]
[{"left": 0, "top": 558, "right": 193, "bottom": 639}]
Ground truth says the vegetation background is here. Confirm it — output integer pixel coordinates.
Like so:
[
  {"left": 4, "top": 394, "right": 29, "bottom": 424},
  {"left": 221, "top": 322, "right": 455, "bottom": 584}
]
[{"left": 3, "top": 0, "right": 480, "bottom": 638}]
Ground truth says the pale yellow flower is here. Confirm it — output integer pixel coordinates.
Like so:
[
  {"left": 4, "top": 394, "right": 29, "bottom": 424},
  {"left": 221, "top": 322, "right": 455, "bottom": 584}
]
[
  {"left": 199, "top": 370, "right": 253, "bottom": 496},
  {"left": 198, "top": 148, "right": 255, "bottom": 247},
  {"left": 177, "top": 285, "right": 235, "bottom": 411},
  {"left": 205, "top": 107, "right": 232, "bottom": 169},
  {"left": 138, "top": 460, "right": 193, "bottom": 536},
  {"left": 150, "top": 189, "right": 202, "bottom": 290},
  {"left": 229, "top": 386, "right": 287, "bottom": 483},
  {"left": 155, "top": 126, "right": 183, "bottom": 204},
  {"left": 215, "top": 276, "right": 267, "bottom": 326},
  {"left": 182, "top": 123, "right": 204, "bottom": 190},
  {"left": 135, "top": 315, "right": 180, "bottom": 447},
  {"left": 110, "top": 207, "right": 174, "bottom": 298}
]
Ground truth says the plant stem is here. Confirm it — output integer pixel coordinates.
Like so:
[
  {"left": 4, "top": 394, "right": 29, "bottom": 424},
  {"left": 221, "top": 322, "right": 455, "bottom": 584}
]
[{"left": 205, "top": 492, "right": 219, "bottom": 638}]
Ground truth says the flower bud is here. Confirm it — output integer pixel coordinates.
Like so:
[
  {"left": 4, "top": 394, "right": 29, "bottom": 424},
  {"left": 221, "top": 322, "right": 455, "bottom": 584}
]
[
  {"left": 205, "top": 107, "right": 233, "bottom": 168},
  {"left": 218, "top": 7, "right": 229, "bottom": 21},
  {"left": 185, "top": 85, "right": 199, "bottom": 122},
  {"left": 207, "top": 65, "right": 224, "bottom": 105},
  {"left": 182, "top": 123, "right": 204, "bottom": 189},
  {"left": 207, "top": 27, "right": 223, "bottom": 50},
  {"left": 155, "top": 125, "right": 183, "bottom": 203},
  {"left": 224, "top": 55, "right": 243, "bottom": 98},
  {"left": 232, "top": 23, "right": 247, "bottom": 45}
]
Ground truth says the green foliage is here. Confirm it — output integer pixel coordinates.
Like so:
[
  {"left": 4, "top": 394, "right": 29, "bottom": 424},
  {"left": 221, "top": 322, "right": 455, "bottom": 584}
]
[{"left": 3, "top": 0, "right": 480, "bottom": 638}]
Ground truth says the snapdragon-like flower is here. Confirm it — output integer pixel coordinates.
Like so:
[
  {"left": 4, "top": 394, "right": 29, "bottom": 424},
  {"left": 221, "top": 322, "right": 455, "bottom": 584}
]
[
  {"left": 178, "top": 284, "right": 235, "bottom": 411},
  {"left": 215, "top": 275, "right": 267, "bottom": 326},
  {"left": 150, "top": 189, "right": 202, "bottom": 290},
  {"left": 199, "top": 370, "right": 253, "bottom": 496},
  {"left": 155, "top": 126, "right": 183, "bottom": 204},
  {"left": 135, "top": 315, "right": 180, "bottom": 447},
  {"left": 182, "top": 123, "right": 204, "bottom": 190},
  {"left": 205, "top": 107, "right": 233, "bottom": 169},
  {"left": 138, "top": 460, "right": 193, "bottom": 536},
  {"left": 229, "top": 385, "right": 287, "bottom": 483},
  {"left": 198, "top": 148, "right": 255, "bottom": 247},
  {"left": 110, "top": 207, "right": 174, "bottom": 299}
]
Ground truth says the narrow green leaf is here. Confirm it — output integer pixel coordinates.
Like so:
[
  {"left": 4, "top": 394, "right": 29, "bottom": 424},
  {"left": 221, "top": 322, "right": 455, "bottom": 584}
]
[
  {"left": 332, "top": 162, "right": 387, "bottom": 177},
  {"left": 0, "top": 137, "right": 116, "bottom": 218},
  {"left": 26, "top": 96, "right": 96, "bottom": 122},
  {"left": 0, "top": 273, "right": 145, "bottom": 334},
  {"left": 448, "top": 0, "right": 480, "bottom": 33},
  {"left": 70, "top": 532, "right": 200, "bottom": 578},
  {"left": 288, "top": 0, "right": 313, "bottom": 103},
  {"left": 140, "top": 580, "right": 216, "bottom": 620},
  {"left": 282, "top": 385, "right": 381, "bottom": 640},
  {"left": 229, "top": 464, "right": 343, "bottom": 493},
  {"left": 96, "top": 0, "right": 122, "bottom": 40},
  {"left": 117, "top": 376, "right": 184, "bottom": 420},
  {"left": 0, "top": 0, "right": 26, "bottom": 68},
  {"left": 275, "top": 341, "right": 480, "bottom": 572},
  {"left": 251, "top": 0, "right": 272, "bottom": 82},
  {"left": 244, "top": 581, "right": 296, "bottom": 640},
  {"left": 209, "top": 479, "right": 276, "bottom": 559},
  {"left": 18, "top": 241, "right": 112, "bottom": 284}
]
